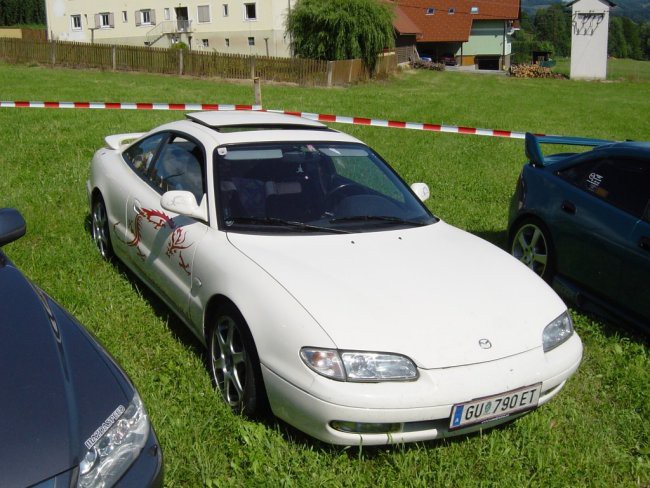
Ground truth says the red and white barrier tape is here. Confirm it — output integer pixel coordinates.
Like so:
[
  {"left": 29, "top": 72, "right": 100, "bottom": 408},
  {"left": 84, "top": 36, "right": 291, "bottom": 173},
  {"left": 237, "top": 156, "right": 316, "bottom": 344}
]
[
  {"left": 0, "top": 100, "right": 532, "bottom": 139},
  {"left": 0, "top": 101, "right": 261, "bottom": 111},
  {"left": 266, "top": 109, "right": 529, "bottom": 139}
]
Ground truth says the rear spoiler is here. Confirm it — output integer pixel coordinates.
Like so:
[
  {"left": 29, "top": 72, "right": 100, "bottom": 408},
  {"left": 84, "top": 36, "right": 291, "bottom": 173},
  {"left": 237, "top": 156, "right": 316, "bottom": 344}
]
[
  {"left": 105, "top": 133, "right": 145, "bottom": 151},
  {"left": 525, "top": 133, "right": 614, "bottom": 167}
]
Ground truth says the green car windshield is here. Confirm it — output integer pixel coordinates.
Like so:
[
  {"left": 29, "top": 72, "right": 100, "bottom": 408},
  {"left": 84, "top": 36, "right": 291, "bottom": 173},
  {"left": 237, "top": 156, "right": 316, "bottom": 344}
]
[{"left": 214, "top": 142, "right": 436, "bottom": 233}]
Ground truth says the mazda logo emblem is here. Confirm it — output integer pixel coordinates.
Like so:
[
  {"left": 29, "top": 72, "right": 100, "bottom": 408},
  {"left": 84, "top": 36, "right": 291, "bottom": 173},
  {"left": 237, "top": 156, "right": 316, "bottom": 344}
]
[{"left": 479, "top": 338, "right": 492, "bottom": 349}]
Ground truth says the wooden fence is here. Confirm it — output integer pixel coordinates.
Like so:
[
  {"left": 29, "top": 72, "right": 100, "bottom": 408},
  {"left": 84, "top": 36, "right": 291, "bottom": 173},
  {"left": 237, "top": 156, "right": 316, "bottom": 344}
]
[{"left": 0, "top": 38, "right": 396, "bottom": 86}]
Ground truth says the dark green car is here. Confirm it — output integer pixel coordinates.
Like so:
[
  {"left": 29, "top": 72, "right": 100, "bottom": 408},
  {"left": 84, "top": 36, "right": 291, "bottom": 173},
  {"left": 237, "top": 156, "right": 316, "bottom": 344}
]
[{"left": 508, "top": 133, "right": 650, "bottom": 331}]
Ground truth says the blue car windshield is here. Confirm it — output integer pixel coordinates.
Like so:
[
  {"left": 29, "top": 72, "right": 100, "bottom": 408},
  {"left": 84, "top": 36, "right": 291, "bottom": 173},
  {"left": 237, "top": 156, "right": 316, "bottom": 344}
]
[{"left": 214, "top": 142, "right": 436, "bottom": 233}]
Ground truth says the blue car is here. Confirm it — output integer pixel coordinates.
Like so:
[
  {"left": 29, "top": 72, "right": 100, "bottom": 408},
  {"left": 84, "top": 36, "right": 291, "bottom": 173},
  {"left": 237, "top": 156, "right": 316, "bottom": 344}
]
[
  {"left": 508, "top": 134, "right": 650, "bottom": 330},
  {"left": 0, "top": 208, "right": 163, "bottom": 487}
]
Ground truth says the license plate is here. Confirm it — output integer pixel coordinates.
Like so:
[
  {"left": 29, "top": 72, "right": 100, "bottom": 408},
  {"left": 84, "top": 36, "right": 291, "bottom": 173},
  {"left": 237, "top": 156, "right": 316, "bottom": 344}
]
[{"left": 449, "top": 383, "right": 542, "bottom": 430}]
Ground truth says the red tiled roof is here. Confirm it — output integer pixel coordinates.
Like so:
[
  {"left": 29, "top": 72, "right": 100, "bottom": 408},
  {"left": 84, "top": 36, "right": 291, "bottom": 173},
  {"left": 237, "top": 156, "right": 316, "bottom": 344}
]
[
  {"left": 393, "top": 5, "right": 423, "bottom": 36},
  {"left": 393, "top": 0, "right": 520, "bottom": 42}
]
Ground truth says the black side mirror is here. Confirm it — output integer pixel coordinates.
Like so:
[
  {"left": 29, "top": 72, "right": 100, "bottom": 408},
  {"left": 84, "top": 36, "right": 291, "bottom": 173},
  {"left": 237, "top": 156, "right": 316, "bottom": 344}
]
[{"left": 0, "top": 208, "right": 26, "bottom": 247}]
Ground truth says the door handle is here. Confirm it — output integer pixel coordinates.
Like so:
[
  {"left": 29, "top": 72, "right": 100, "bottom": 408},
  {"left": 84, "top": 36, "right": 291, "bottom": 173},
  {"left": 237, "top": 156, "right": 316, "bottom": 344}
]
[
  {"left": 560, "top": 200, "right": 576, "bottom": 214},
  {"left": 640, "top": 236, "right": 650, "bottom": 251},
  {"left": 133, "top": 200, "right": 143, "bottom": 214}
]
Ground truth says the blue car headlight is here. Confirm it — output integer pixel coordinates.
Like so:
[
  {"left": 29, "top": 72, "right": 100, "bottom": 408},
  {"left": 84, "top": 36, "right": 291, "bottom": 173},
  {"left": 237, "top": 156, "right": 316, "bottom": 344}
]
[
  {"left": 543, "top": 311, "right": 574, "bottom": 352},
  {"left": 78, "top": 392, "right": 150, "bottom": 488}
]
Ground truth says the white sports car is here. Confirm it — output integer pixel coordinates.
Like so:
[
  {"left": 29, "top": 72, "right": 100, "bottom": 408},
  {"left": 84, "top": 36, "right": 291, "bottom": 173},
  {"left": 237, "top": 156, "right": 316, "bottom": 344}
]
[{"left": 87, "top": 111, "right": 582, "bottom": 445}]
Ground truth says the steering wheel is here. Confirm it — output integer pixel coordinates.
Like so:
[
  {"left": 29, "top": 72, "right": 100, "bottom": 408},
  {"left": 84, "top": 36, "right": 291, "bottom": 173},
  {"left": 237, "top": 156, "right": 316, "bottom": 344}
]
[{"left": 324, "top": 183, "right": 366, "bottom": 212}]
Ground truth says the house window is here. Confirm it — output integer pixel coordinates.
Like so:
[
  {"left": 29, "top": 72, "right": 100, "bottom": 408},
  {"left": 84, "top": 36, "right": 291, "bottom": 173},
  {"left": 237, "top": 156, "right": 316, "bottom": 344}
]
[
  {"left": 425, "top": 7, "right": 435, "bottom": 15},
  {"left": 202, "top": 39, "right": 209, "bottom": 47},
  {"left": 96, "top": 12, "right": 114, "bottom": 28},
  {"left": 471, "top": 7, "right": 479, "bottom": 14},
  {"left": 71, "top": 14, "right": 82, "bottom": 30},
  {"left": 164, "top": 8, "right": 170, "bottom": 20},
  {"left": 122, "top": 11, "right": 127, "bottom": 22},
  {"left": 248, "top": 36, "right": 255, "bottom": 46},
  {"left": 198, "top": 5, "right": 211, "bottom": 23},
  {"left": 244, "top": 3, "right": 256, "bottom": 21},
  {"left": 225, "top": 38, "right": 230, "bottom": 47},
  {"left": 136, "top": 9, "right": 156, "bottom": 26},
  {"left": 223, "top": 4, "right": 229, "bottom": 17},
  {"left": 448, "top": 8, "right": 455, "bottom": 14}
]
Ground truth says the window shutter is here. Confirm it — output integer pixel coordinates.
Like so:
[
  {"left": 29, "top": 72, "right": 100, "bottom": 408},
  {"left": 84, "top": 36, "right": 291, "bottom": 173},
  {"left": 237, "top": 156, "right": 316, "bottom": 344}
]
[
  {"left": 150, "top": 9, "right": 156, "bottom": 25},
  {"left": 94, "top": 13, "right": 100, "bottom": 28},
  {"left": 109, "top": 12, "right": 115, "bottom": 27},
  {"left": 135, "top": 10, "right": 141, "bottom": 26}
]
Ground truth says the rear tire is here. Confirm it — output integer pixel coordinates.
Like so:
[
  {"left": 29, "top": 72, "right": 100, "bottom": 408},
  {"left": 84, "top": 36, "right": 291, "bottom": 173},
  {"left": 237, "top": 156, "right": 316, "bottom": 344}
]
[
  {"left": 208, "top": 304, "right": 265, "bottom": 417},
  {"left": 509, "top": 217, "right": 555, "bottom": 283},
  {"left": 91, "top": 195, "right": 113, "bottom": 260}
]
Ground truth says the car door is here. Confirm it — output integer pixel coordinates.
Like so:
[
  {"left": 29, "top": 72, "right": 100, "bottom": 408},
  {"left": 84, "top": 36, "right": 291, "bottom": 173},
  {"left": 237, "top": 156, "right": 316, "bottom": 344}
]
[
  {"left": 116, "top": 132, "right": 167, "bottom": 255},
  {"left": 125, "top": 133, "right": 209, "bottom": 317},
  {"left": 555, "top": 154, "right": 649, "bottom": 317}
]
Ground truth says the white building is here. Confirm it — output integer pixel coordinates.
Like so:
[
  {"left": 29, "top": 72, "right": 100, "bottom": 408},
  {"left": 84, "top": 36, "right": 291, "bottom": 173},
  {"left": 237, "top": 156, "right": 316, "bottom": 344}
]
[
  {"left": 568, "top": 0, "right": 615, "bottom": 80},
  {"left": 44, "top": 0, "right": 296, "bottom": 57}
]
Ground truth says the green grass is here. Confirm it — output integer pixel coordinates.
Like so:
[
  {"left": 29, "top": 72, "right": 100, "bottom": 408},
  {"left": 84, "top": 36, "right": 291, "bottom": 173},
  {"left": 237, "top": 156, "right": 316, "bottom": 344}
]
[
  {"left": 0, "top": 61, "right": 649, "bottom": 486},
  {"left": 553, "top": 56, "right": 650, "bottom": 82}
]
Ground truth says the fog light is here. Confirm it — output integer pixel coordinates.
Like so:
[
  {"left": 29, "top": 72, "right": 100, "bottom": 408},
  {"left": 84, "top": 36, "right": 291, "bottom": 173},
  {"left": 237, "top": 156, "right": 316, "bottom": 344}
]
[{"left": 330, "top": 421, "right": 402, "bottom": 434}]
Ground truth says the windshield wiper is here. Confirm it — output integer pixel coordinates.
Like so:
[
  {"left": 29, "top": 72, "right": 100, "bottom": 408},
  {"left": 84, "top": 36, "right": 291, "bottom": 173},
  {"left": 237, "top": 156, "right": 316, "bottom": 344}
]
[
  {"left": 227, "top": 216, "right": 350, "bottom": 234},
  {"left": 329, "top": 215, "right": 429, "bottom": 226}
]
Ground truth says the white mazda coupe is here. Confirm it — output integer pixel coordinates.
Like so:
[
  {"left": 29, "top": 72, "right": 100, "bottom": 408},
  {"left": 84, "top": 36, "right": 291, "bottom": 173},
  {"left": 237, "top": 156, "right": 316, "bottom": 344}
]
[{"left": 87, "top": 111, "right": 582, "bottom": 445}]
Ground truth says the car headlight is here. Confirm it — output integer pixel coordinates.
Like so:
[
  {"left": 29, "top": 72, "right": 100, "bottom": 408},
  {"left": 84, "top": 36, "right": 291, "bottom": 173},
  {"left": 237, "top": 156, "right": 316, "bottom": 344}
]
[
  {"left": 300, "top": 348, "right": 418, "bottom": 382},
  {"left": 78, "top": 392, "right": 150, "bottom": 488},
  {"left": 543, "top": 311, "right": 574, "bottom": 352}
]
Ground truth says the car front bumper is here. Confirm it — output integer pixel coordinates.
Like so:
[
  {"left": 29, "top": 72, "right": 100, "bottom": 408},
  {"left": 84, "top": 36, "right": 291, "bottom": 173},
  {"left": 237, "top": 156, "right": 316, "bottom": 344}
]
[{"left": 262, "top": 334, "right": 582, "bottom": 445}]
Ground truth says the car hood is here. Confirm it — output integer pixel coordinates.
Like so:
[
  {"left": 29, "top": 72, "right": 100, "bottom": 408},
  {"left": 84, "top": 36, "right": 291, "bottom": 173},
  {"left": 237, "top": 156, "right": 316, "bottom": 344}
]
[
  {"left": 227, "top": 221, "right": 567, "bottom": 369},
  {"left": 0, "top": 262, "right": 133, "bottom": 487}
]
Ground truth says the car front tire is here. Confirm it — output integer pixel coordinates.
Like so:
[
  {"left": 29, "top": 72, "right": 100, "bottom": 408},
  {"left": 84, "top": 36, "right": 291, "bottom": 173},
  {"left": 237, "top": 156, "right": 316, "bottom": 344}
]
[
  {"left": 92, "top": 194, "right": 114, "bottom": 260},
  {"left": 208, "top": 304, "right": 265, "bottom": 417},
  {"left": 509, "top": 217, "right": 555, "bottom": 283}
]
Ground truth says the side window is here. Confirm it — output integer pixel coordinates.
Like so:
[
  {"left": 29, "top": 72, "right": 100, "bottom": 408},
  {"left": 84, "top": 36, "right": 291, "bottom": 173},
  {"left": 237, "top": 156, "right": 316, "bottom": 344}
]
[
  {"left": 559, "top": 157, "right": 649, "bottom": 218},
  {"left": 150, "top": 135, "right": 205, "bottom": 203},
  {"left": 122, "top": 133, "right": 166, "bottom": 176}
]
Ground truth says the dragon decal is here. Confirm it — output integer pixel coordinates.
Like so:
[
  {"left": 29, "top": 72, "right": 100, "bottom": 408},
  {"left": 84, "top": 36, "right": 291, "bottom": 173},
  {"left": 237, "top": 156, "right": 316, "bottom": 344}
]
[{"left": 114, "top": 207, "right": 193, "bottom": 276}]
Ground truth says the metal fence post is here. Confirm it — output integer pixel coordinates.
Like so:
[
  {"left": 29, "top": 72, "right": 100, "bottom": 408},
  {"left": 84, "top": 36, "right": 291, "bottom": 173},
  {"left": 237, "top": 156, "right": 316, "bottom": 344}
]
[
  {"left": 112, "top": 45, "right": 116, "bottom": 70},
  {"left": 250, "top": 56, "right": 256, "bottom": 79}
]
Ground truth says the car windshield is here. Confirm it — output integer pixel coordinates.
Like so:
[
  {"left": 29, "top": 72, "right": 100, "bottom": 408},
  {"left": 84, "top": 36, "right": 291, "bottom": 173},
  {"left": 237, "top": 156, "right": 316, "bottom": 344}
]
[{"left": 214, "top": 142, "right": 436, "bottom": 233}]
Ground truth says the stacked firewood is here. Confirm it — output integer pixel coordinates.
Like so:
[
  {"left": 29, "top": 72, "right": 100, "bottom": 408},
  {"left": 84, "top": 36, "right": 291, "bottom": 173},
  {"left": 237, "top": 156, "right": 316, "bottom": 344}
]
[
  {"left": 509, "top": 64, "right": 564, "bottom": 79},
  {"left": 412, "top": 59, "right": 445, "bottom": 71}
]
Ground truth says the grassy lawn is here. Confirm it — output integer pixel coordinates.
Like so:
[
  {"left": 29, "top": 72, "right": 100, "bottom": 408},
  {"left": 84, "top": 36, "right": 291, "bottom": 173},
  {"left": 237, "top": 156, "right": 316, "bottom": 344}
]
[
  {"left": 553, "top": 56, "right": 650, "bottom": 82},
  {"left": 0, "top": 61, "right": 649, "bottom": 486}
]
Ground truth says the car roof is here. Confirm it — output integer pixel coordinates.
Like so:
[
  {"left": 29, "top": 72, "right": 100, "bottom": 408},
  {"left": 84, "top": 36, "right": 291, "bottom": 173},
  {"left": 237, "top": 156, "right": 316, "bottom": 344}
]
[
  {"left": 187, "top": 110, "right": 328, "bottom": 130},
  {"left": 151, "top": 111, "right": 362, "bottom": 147}
]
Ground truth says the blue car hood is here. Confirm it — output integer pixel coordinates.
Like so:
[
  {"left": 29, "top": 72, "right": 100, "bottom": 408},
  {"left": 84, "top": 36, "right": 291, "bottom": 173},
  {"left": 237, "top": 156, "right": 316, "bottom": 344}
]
[{"left": 0, "top": 261, "right": 134, "bottom": 487}]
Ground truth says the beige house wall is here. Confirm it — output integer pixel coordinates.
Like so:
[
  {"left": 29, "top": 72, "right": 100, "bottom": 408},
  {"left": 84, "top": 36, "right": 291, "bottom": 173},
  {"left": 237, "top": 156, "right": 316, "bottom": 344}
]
[
  {"left": 0, "top": 28, "right": 23, "bottom": 39},
  {"left": 45, "top": 0, "right": 296, "bottom": 57}
]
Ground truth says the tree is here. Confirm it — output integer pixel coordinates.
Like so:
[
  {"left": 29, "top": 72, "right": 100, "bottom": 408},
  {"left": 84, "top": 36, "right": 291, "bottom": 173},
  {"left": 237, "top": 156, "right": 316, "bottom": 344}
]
[
  {"left": 533, "top": 4, "right": 572, "bottom": 57},
  {"left": 621, "top": 16, "right": 643, "bottom": 59},
  {"left": 286, "top": 0, "right": 395, "bottom": 73},
  {"left": 609, "top": 16, "right": 629, "bottom": 58}
]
